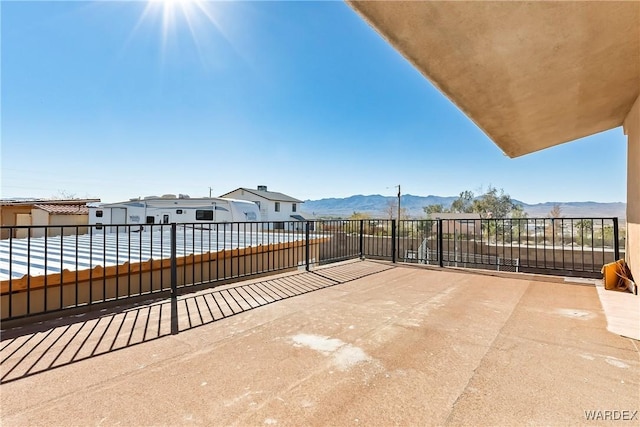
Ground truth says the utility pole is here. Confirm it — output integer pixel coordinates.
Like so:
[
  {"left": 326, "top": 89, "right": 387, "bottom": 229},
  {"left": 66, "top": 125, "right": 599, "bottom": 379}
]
[{"left": 209, "top": 187, "right": 213, "bottom": 198}]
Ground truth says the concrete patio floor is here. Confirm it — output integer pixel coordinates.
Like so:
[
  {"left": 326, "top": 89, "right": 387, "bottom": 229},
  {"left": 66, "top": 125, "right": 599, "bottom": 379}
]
[{"left": 1, "top": 260, "right": 638, "bottom": 426}]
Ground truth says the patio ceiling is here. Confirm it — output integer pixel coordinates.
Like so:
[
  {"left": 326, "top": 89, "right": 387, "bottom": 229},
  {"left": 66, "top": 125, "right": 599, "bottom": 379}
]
[{"left": 347, "top": 1, "right": 640, "bottom": 157}]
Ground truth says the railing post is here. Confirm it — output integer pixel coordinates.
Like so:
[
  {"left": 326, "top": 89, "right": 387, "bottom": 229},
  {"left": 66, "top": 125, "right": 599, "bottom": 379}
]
[
  {"left": 438, "top": 219, "right": 444, "bottom": 268},
  {"left": 391, "top": 220, "right": 397, "bottom": 263},
  {"left": 305, "top": 221, "right": 310, "bottom": 271},
  {"left": 170, "top": 223, "right": 178, "bottom": 335},
  {"left": 359, "top": 220, "right": 364, "bottom": 259},
  {"left": 613, "top": 217, "right": 620, "bottom": 261}
]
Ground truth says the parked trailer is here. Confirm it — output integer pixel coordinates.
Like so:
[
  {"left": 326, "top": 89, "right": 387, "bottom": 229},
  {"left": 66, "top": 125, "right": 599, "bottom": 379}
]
[{"left": 89, "top": 195, "right": 261, "bottom": 232}]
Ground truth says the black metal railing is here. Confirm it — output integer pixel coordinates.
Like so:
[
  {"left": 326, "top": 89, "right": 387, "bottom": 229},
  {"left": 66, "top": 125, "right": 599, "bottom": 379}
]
[
  {"left": 1, "top": 221, "right": 315, "bottom": 321},
  {"left": 0, "top": 217, "right": 621, "bottom": 321},
  {"left": 429, "top": 217, "right": 622, "bottom": 276}
]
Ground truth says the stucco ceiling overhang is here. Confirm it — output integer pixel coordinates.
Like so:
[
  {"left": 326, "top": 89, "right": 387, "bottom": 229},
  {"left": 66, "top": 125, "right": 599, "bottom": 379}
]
[{"left": 347, "top": 1, "right": 640, "bottom": 157}]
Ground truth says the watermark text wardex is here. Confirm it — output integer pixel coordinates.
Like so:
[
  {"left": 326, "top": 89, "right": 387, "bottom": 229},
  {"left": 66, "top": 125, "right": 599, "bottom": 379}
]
[{"left": 584, "top": 410, "right": 638, "bottom": 421}]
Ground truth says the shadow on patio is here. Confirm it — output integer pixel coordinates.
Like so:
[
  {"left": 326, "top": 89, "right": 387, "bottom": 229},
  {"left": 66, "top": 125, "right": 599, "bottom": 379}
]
[
  {"left": 1, "top": 260, "right": 638, "bottom": 426},
  {"left": 1, "top": 261, "right": 394, "bottom": 384}
]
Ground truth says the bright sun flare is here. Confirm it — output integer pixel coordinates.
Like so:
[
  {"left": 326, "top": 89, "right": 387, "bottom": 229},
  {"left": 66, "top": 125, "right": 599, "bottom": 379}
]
[{"left": 136, "top": 0, "right": 223, "bottom": 61}]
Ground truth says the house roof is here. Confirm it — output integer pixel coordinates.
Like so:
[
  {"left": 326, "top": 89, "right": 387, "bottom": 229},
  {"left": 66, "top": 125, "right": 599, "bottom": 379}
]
[
  {"left": 220, "top": 188, "right": 303, "bottom": 203},
  {"left": 347, "top": 1, "right": 639, "bottom": 157},
  {"left": 33, "top": 204, "right": 90, "bottom": 215},
  {"left": 1, "top": 198, "right": 100, "bottom": 207}
]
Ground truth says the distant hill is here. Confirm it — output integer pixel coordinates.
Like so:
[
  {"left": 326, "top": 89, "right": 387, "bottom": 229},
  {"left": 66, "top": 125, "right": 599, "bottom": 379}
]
[{"left": 303, "top": 194, "right": 626, "bottom": 220}]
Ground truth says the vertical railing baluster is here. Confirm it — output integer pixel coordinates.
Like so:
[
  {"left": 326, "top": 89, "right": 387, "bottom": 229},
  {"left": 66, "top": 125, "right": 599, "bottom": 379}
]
[
  {"left": 89, "top": 226, "right": 93, "bottom": 306},
  {"left": 44, "top": 230, "right": 48, "bottom": 312},
  {"left": 590, "top": 220, "right": 595, "bottom": 271},
  {"left": 8, "top": 229, "right": 13, "bottom": 318},
  {"left": 102, "top": 225, "right": 107, "bottom": 301},
  {"left": 216, "top": 223, "right": 220, "bottom": 281},
  {"left": 536, "top": 218, "right": 556, "bottom": 267},
  {"left": 60, "top": 228, "right": 64, "bottom": 310},
  {"left": 138, "top": 225, "right": 143, "bottom": 295},
  {"left": 26, "top": 233, "right": 31, "bottom": 316},
  {"left": 613, "top": 217, "right": 620, "bottom": 261},
  {"left": 115, "top": 225, "right": 119, "bottom": 300},
  {"left": 125, "top": 225, "right": 130, "bottom": 297},
  {"left": 305, "top": 221, "right": 310, "bottom": 271},
  {"left": 438, "top": 219, "right": 444, "bottom": 268},
  {"left": 75, "top": 227, "right": 79, "bottom": 307},
  {"left": 170, "top": 222, "right": 178, "bottom": 335},
  {"left": 571, "top": 219, "right": 575, "bottom": 272},
  {"left": 223, "top": 223, "right": 227, "bottom": 279},
  {"left": 391, "top": 220, "right": 396, "bottom": 263}
]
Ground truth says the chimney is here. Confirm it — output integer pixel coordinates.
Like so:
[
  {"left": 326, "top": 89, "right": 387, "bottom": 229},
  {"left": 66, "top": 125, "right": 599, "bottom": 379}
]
[{"left": 257, "top": 185, "right": 267, "bottom": 191}]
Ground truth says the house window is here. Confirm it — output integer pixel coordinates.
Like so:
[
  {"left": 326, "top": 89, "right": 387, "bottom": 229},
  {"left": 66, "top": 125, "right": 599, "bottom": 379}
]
[
  {"left": 95, "top": 210, "right": 103, "bottom": 218},
  {"left": 274, "top": 222, "right": 285, "bottom": 230},
  {"left": 292, "top": 203, "right": 297, "bottom": 212},
  {"left": 275, "top": 202, "right": 280, "bottom": 212},
  {"left": 196, "top": 209, "right": 214, "bottom": 221},
  {"left": 176, "top": 209, "right": 183, "bottom": 214},
  {"left": 146, "top": 216, "right": 155, "bottom": 224}
]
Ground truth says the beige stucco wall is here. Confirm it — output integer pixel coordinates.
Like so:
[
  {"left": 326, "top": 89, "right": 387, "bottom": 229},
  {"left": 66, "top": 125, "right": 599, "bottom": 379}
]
[
  {"left": 29, "top": 209, "right": 50, "bottom": 238},
  {"left": 15, "top": 214, "right": 33, "bottom": 239},
  {"left": 1, "top": 206, "right": 32, "bottom": 239},
  {"left": 49, "top": 213, "right": 89, "bottom": 236},
  {"left": 28, "top": 210, "right": 89, "bottom": 238},
  {"left": 624, "top": 95, "right": 639, "bottom": 281}
]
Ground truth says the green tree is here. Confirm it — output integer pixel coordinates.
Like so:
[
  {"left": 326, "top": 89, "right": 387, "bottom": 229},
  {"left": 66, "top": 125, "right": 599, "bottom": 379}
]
[
  {"left": 548, "top": 204, "right": 563, "bottom": 219},
  {"left": 450, "top": 190, "right": 475, "bottom": 213},
  {"left": 510, "top": 204, "right": 527, "bottom": 218},
  {"left": 52, "top": 190, "right": 77, "bottom": 200},
  {"left": 384, "top": 199, "right": 397, "bottom": 220},
  {"left": 575, "top": 219, "right": 593, "bottom": 233},
  {"left": 471, "top": 186, "right": 520, "bottom": 218},
  {"left": 547, "top": 204, "right": 563, "bottom": 241},
  {"left": 597, "top": 225, "right": 615, "bottom": 247},
  {"left": 444, "top": 187, "right": 522, "bottom": 219},
  {"left": 423, "top": 204, "right": 445, "bottom": 219},
  {"left": 348, "top": 212, "right": 370, "bottom": 220},
  {"left": 399, "top": 207, "right": 409, "bottom": 220},
  {"left": 346, "top": 212, "right": 371, "bottom": 233},
  {"left": 574, "top": 219, "right": 594, "bottom": 245}
]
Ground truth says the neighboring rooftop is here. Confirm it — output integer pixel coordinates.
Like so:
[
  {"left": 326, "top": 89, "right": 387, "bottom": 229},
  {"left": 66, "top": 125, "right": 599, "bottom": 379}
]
[
  {"left": 1, "top": 198, "right": 100, "bottom": 206},
  {"left": 32, "top": 204, "right": 89, "bottom": 215},
  {"left": 220, "top": 186, "right": 303, "bottom": 203}
]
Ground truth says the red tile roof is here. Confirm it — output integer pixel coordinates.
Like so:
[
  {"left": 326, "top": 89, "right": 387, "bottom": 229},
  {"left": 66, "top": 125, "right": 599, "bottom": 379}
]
[{"left": 33, "top": 204, "right": 89, "bottom": 215}]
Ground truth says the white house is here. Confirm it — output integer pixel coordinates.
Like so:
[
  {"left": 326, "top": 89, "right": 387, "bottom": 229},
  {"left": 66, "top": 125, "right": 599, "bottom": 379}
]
[{"left": 220, "top": 186, "right": 307, "bottom": 230}]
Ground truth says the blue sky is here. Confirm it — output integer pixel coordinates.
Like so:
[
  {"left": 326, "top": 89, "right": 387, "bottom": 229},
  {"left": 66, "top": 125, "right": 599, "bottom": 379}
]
[{"left": 1, "top": 0, "right": 628, "bottom": 205}]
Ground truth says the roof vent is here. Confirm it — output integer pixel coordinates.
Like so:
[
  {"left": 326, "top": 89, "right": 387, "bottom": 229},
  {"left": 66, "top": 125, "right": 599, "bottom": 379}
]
[{"left": 257, "top": 185, "right": 267, "bottom": 191}]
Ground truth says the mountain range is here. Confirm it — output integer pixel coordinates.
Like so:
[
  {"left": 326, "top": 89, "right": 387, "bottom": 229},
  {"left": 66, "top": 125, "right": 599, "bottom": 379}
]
[{"left": 302, "top": 194, "right": 626, "bottom": 220}]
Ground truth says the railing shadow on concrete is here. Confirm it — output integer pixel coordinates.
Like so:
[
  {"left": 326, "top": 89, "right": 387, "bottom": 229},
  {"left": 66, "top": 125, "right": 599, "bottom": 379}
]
[{"left": 0, "top": 261, "right": 394, "bottom": 384}]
